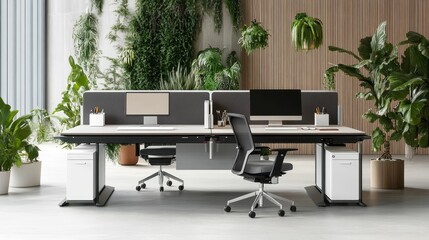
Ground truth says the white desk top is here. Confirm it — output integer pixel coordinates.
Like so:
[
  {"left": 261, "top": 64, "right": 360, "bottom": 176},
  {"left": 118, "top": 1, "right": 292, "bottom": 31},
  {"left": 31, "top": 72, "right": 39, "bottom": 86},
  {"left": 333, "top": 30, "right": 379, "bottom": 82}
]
[
  {"left": 61, "top": 124, "right": 366, "bottom": 137},
  {"left": 61, "top": 125, "right": 211, "bottom": 136},
  {"left": 212, "top": 125, "right": 366, "bottom": 135}
]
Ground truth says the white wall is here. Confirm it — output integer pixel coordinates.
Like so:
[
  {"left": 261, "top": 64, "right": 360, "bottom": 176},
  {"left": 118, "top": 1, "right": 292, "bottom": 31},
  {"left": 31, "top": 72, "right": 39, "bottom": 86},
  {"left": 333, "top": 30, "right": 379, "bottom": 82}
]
[{"left": 47, "top": 0, "right": 240, "bottom": 112}]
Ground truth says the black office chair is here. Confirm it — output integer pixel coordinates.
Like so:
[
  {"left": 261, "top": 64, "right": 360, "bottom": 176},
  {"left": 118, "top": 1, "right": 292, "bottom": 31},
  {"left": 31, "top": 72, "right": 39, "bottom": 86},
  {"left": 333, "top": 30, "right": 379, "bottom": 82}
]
[
  {"left": 135, "top": 146, "right": 184, "bottom": 192},
  {"left": 224, "top": 113, "right": 297, "bottom": 218}
]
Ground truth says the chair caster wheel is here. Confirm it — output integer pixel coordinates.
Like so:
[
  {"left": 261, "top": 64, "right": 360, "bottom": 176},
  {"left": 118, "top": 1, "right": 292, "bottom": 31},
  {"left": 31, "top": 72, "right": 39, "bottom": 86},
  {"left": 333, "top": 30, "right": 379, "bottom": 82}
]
[
  {"left": 166, "top": 180, "right": 172, "bottom": 186},
  {"left": 248, "top": 211, "right": 256, "bottom": 218},
  {"left": 141, "top": 183, "right": 146, "bottom": 189},
  {"left": 278, "top": 209, "right": 285, "bottom": 217},
  {"left": 290, "top": 205, "right": 297, "bottom": 212},
  {"left": 178, "top": 185, "right": 184, "bottom": 191},
  {"left": 136, "top": 186, "right": 141, "bottom": 191},
  {"left": 224, "top": 206, "right": 231, "bottom": 212},
  {"left": 160, "top": 186, "right": 164, "bottom": 192},
  {"left": 254, "top": 203, "right": 259, "bottom": 208}
]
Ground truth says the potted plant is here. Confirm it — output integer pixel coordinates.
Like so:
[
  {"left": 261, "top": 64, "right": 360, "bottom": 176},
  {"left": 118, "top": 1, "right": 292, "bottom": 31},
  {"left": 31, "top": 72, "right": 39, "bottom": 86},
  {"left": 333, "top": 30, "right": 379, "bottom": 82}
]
[
  {"left": 324, "top": 22, "right": 427, "bottom": 189},
  {"left": 10, "top": 109, "right": 56, "bottom": 187},
  {"left": 238, "top": 20, "right": 269, "bottom": 55},
  {"left": 260, "top": 147, "right": 271, "bottom": 160},
  {"left": 0, "top": 98, "right": 39, "bottom": 194},
  {"left": 118, "top": 144, "right": 139, "bottom": 165},
  {"left": 53, "top": 56, "right": 90, "bottom": 149},
  {"left": 291, "top": 13, "right": 323, "bottom": 51}
]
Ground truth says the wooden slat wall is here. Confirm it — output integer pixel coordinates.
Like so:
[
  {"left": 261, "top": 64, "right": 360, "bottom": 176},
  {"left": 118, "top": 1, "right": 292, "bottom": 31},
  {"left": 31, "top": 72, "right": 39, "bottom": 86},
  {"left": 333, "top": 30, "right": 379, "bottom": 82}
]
[{"left": 242, "top": 0, "right": 429, "bottom": 155}]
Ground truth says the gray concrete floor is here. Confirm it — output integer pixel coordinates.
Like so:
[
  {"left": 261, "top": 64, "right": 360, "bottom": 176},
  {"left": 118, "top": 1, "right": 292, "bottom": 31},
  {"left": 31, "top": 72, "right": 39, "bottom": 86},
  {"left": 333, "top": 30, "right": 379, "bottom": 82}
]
[{"left": 1, "top": 143, "right": 429, "bottom": 240}]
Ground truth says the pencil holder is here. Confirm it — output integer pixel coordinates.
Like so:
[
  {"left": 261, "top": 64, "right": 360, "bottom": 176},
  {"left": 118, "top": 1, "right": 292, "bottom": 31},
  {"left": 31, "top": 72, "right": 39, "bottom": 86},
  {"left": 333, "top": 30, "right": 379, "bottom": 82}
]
[
  {"left": 89, "top": 113, "right": 105, "bottom": 127},
  {"left": 314, "top": 113, "right": 329, "bottom": 126}
]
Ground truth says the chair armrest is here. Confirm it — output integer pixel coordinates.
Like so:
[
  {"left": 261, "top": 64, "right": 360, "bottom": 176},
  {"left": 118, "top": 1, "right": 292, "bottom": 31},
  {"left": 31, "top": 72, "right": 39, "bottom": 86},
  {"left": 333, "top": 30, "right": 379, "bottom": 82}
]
[
  {"left": 251, "top": 146, "right": 270, "bottom": 155},
  {"left": 270, "top": 148, "right": 297, "bottom": 177}
]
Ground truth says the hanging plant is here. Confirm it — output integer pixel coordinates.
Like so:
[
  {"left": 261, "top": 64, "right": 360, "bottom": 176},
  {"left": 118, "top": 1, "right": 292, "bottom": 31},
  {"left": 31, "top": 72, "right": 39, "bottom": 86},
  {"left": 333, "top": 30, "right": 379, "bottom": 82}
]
[
  {"left": 291, "top": 12, "right": 323, "bottom": 51},
  {"left": 238, "top": 19, "right": 269, "bottom": 54}
]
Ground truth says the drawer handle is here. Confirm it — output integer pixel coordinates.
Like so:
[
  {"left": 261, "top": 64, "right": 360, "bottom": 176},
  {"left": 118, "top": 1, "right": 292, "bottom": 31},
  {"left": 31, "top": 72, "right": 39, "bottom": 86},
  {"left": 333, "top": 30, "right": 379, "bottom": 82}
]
[
  {"left": 75, "top": 162, "right": 87, "bottom": 165},
  {"left": 339, "top": 162, "right": 352, "bottom": 165}
]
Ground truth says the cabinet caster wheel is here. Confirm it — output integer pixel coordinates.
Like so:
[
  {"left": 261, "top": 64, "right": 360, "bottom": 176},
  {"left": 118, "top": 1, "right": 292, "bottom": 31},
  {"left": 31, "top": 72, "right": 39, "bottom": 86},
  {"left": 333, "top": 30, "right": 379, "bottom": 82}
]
[
  {"left": 290, "top": 205, "right": 296, "bottom": 212},
  {"left": 278, "top": 209, "right": 285, "bottom": 217},
  {"left": 224, "top": 206, "right": 231, "bottom": 212},
  {"left": 248, "top": 211, "right": 256, "bottom": 218},
  {"left": 160, "top": 186, "right": 164, "bottom": 192},
  {"left": 178, "top": 185, "right": 184, "bottom": 191},
  {"left": 166, "top": 180, "right": 172, "bottom": 186},
  {"left": 141, "top": 183, "right": 146, "bottom": 189},
  {"left": 136, "top": 186, "right": 141, "bottom": 191}
]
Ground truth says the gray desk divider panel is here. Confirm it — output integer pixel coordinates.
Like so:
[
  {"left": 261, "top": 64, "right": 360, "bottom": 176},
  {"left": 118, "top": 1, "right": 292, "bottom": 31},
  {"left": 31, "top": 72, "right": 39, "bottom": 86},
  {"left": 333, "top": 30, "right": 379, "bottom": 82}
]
[
  {"left": 212, "top": 91, "right": 251, "bottom": 124},
  {"left": 212, "top": 90, "right": 338, "bottom": 125},
  {"left": 83, "top": 91, "right": 210, "bottom": 125}
]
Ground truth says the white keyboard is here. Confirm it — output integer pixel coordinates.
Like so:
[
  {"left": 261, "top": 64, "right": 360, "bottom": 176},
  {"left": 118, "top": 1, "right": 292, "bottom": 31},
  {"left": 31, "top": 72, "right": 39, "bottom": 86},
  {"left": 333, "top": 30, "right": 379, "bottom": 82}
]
[
  {"left": 117, "top": 126, "right": 175, "bottom": 131},
  {"left": 265, "top": 127, "right": 299, "bottom": 130}
]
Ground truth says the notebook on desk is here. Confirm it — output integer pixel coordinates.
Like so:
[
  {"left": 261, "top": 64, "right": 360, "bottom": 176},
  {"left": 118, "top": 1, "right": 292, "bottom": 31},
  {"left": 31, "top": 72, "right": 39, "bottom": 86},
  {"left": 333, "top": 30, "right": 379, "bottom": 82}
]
[{"left": 117, "top": 126, "right": 176, "bottom": 131}]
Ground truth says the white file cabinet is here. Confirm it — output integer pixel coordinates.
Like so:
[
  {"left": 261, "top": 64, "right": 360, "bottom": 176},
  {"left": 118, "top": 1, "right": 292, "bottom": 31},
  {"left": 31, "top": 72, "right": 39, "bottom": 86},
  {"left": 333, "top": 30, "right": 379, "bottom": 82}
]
[
  {"left": 66, "top": 144, "right": 105, "bottom": 201},
  {"left": 325, "top": 146, "right": 359, "bottom": 201}
]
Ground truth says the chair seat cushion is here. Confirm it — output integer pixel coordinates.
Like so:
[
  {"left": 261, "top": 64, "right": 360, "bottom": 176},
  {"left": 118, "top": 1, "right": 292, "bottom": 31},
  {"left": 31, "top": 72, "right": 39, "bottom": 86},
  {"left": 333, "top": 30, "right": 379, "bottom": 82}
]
[
  {"left": 244, "top": 161, "right": 293, "bottom": 175},
  {"left": 148, "top": 158, "right": 173, "bottom": 166}
]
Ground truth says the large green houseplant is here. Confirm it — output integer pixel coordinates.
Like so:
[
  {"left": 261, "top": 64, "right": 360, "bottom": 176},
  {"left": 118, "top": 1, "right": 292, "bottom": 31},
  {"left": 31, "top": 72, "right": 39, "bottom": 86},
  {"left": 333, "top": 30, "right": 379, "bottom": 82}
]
[
  {"left": 192, "top": 48, "right": 241, "bottom": 90},
  {"left": 291, "top": 13, "right": 323, "bottom": 51},
  {"left": 53, "top": 56, "right": 91, "bottom": 149},
  {"left": 0, "top": 98, "right": 39, "bottom": 194},
  {"left": 324, "top": 22, "right": 427, "bottom": 189}
]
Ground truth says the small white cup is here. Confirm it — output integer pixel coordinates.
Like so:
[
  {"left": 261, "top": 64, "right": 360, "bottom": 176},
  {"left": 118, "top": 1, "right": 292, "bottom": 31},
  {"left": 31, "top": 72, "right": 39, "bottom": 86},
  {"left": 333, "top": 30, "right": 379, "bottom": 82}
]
[
  {"left": 314, "top": 113, "right": 329, "bottom": 126},
  {"left": 89, "top": 113, "right": 105, "bottom": 127}
]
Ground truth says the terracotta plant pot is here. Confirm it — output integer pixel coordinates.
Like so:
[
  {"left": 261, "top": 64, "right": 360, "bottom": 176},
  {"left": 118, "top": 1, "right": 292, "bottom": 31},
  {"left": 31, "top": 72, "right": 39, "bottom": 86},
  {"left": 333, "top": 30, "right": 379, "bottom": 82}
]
[
  {"left": 370, "top": 159, "right": 404, "bottom": 189},
  {"left": 118, "top": 144, "right": 138, "bottom": 165}
]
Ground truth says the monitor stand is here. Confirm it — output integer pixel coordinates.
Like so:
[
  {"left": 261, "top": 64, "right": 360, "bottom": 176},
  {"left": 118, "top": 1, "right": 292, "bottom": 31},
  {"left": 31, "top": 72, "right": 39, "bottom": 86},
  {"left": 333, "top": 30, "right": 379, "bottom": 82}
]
[
  {"left": 265, "top": 120, "right": 298, "bottom": 130},
  {"left": 143, "top": 116, "right": 158, "bottom": 126},
  {"left": 267, "top": 120, "right": 283, "bottom": 127}
]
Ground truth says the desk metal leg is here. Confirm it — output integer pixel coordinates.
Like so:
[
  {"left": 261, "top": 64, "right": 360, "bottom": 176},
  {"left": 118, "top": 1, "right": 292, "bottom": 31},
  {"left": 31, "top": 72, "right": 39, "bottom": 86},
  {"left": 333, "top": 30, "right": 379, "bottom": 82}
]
[
  {"left": 358, "top": 141, "right": 367, "bottom": 207},
  {"left": 305, "top": 143, "right": 328, "bottom": 207}
]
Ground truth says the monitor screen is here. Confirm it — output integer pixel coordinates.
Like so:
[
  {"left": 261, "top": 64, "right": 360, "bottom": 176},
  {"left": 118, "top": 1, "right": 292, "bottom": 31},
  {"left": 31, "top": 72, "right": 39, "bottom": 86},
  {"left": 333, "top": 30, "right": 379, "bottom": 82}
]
[
  {"left": 126, "top": 92, "right": 170, "bottom": 116},
  {"left": 250, "top": 89, "right": 302, "bottom": 126}
]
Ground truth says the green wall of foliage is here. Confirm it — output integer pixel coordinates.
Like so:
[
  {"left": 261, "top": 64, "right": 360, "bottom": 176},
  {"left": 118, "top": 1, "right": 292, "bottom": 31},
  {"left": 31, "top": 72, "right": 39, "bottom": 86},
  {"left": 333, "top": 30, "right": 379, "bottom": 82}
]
[{"left": 128, "top": 0, "right": 240, "bottom": 90}]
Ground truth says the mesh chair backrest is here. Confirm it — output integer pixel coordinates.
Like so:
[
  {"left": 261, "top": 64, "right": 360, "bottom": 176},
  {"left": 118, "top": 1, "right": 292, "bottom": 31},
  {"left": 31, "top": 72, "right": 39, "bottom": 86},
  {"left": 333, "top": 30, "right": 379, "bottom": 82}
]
[{"left": 228, "top": 113, "right": 255, "bottom": 175}]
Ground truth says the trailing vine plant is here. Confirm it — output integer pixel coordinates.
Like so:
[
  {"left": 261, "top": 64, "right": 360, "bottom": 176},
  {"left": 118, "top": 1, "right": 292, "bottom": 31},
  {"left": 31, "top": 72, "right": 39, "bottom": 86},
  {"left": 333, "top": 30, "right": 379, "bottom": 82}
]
[
  {"left": 72, "top": 9, "right": 101, "bottom": 88},
  {"left": 91, "top": 0, "right": 104, "bottom": 15},
  {"left": 200, "top": 0, "right": 241, "bottom": 32},
  {"left": 103, "top": 0, "right": 133, "bottom": 90},
  {"left": 224, "top": 0, "right": 241, "bottom": 31}
]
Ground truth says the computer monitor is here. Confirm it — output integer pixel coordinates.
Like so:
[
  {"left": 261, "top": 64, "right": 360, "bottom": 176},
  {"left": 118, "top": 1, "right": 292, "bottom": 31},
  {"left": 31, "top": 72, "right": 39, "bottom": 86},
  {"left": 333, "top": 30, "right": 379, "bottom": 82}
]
[
  {"left": 126, "top": 92, "right": 170, "bottom": 125},
  {"left": 250, "top": 89, "right": 302, "bottom": 126}
]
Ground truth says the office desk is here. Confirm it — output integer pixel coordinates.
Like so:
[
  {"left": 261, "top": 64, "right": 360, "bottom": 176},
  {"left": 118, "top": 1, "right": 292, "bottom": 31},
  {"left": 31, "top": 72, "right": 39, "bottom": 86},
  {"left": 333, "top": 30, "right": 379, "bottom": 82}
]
[
  {"left": 213, "top": 125, "right": 369, "bottom": 207},
  {"left": 59, "top": 125, "right": 210, "bottom": 207},
  {"left": 59, "top": 124, "right": 369, "bottom": 207}
]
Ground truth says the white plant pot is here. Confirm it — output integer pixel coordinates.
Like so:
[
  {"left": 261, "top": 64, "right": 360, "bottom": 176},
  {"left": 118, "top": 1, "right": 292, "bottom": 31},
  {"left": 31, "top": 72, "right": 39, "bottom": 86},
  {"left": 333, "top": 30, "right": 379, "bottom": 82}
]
[
  {"left": 0, "top": 171, "right": 11, "bottom": 195},
  {"left": 10, "top": 161, "right": 42, "bottom": 188}
]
